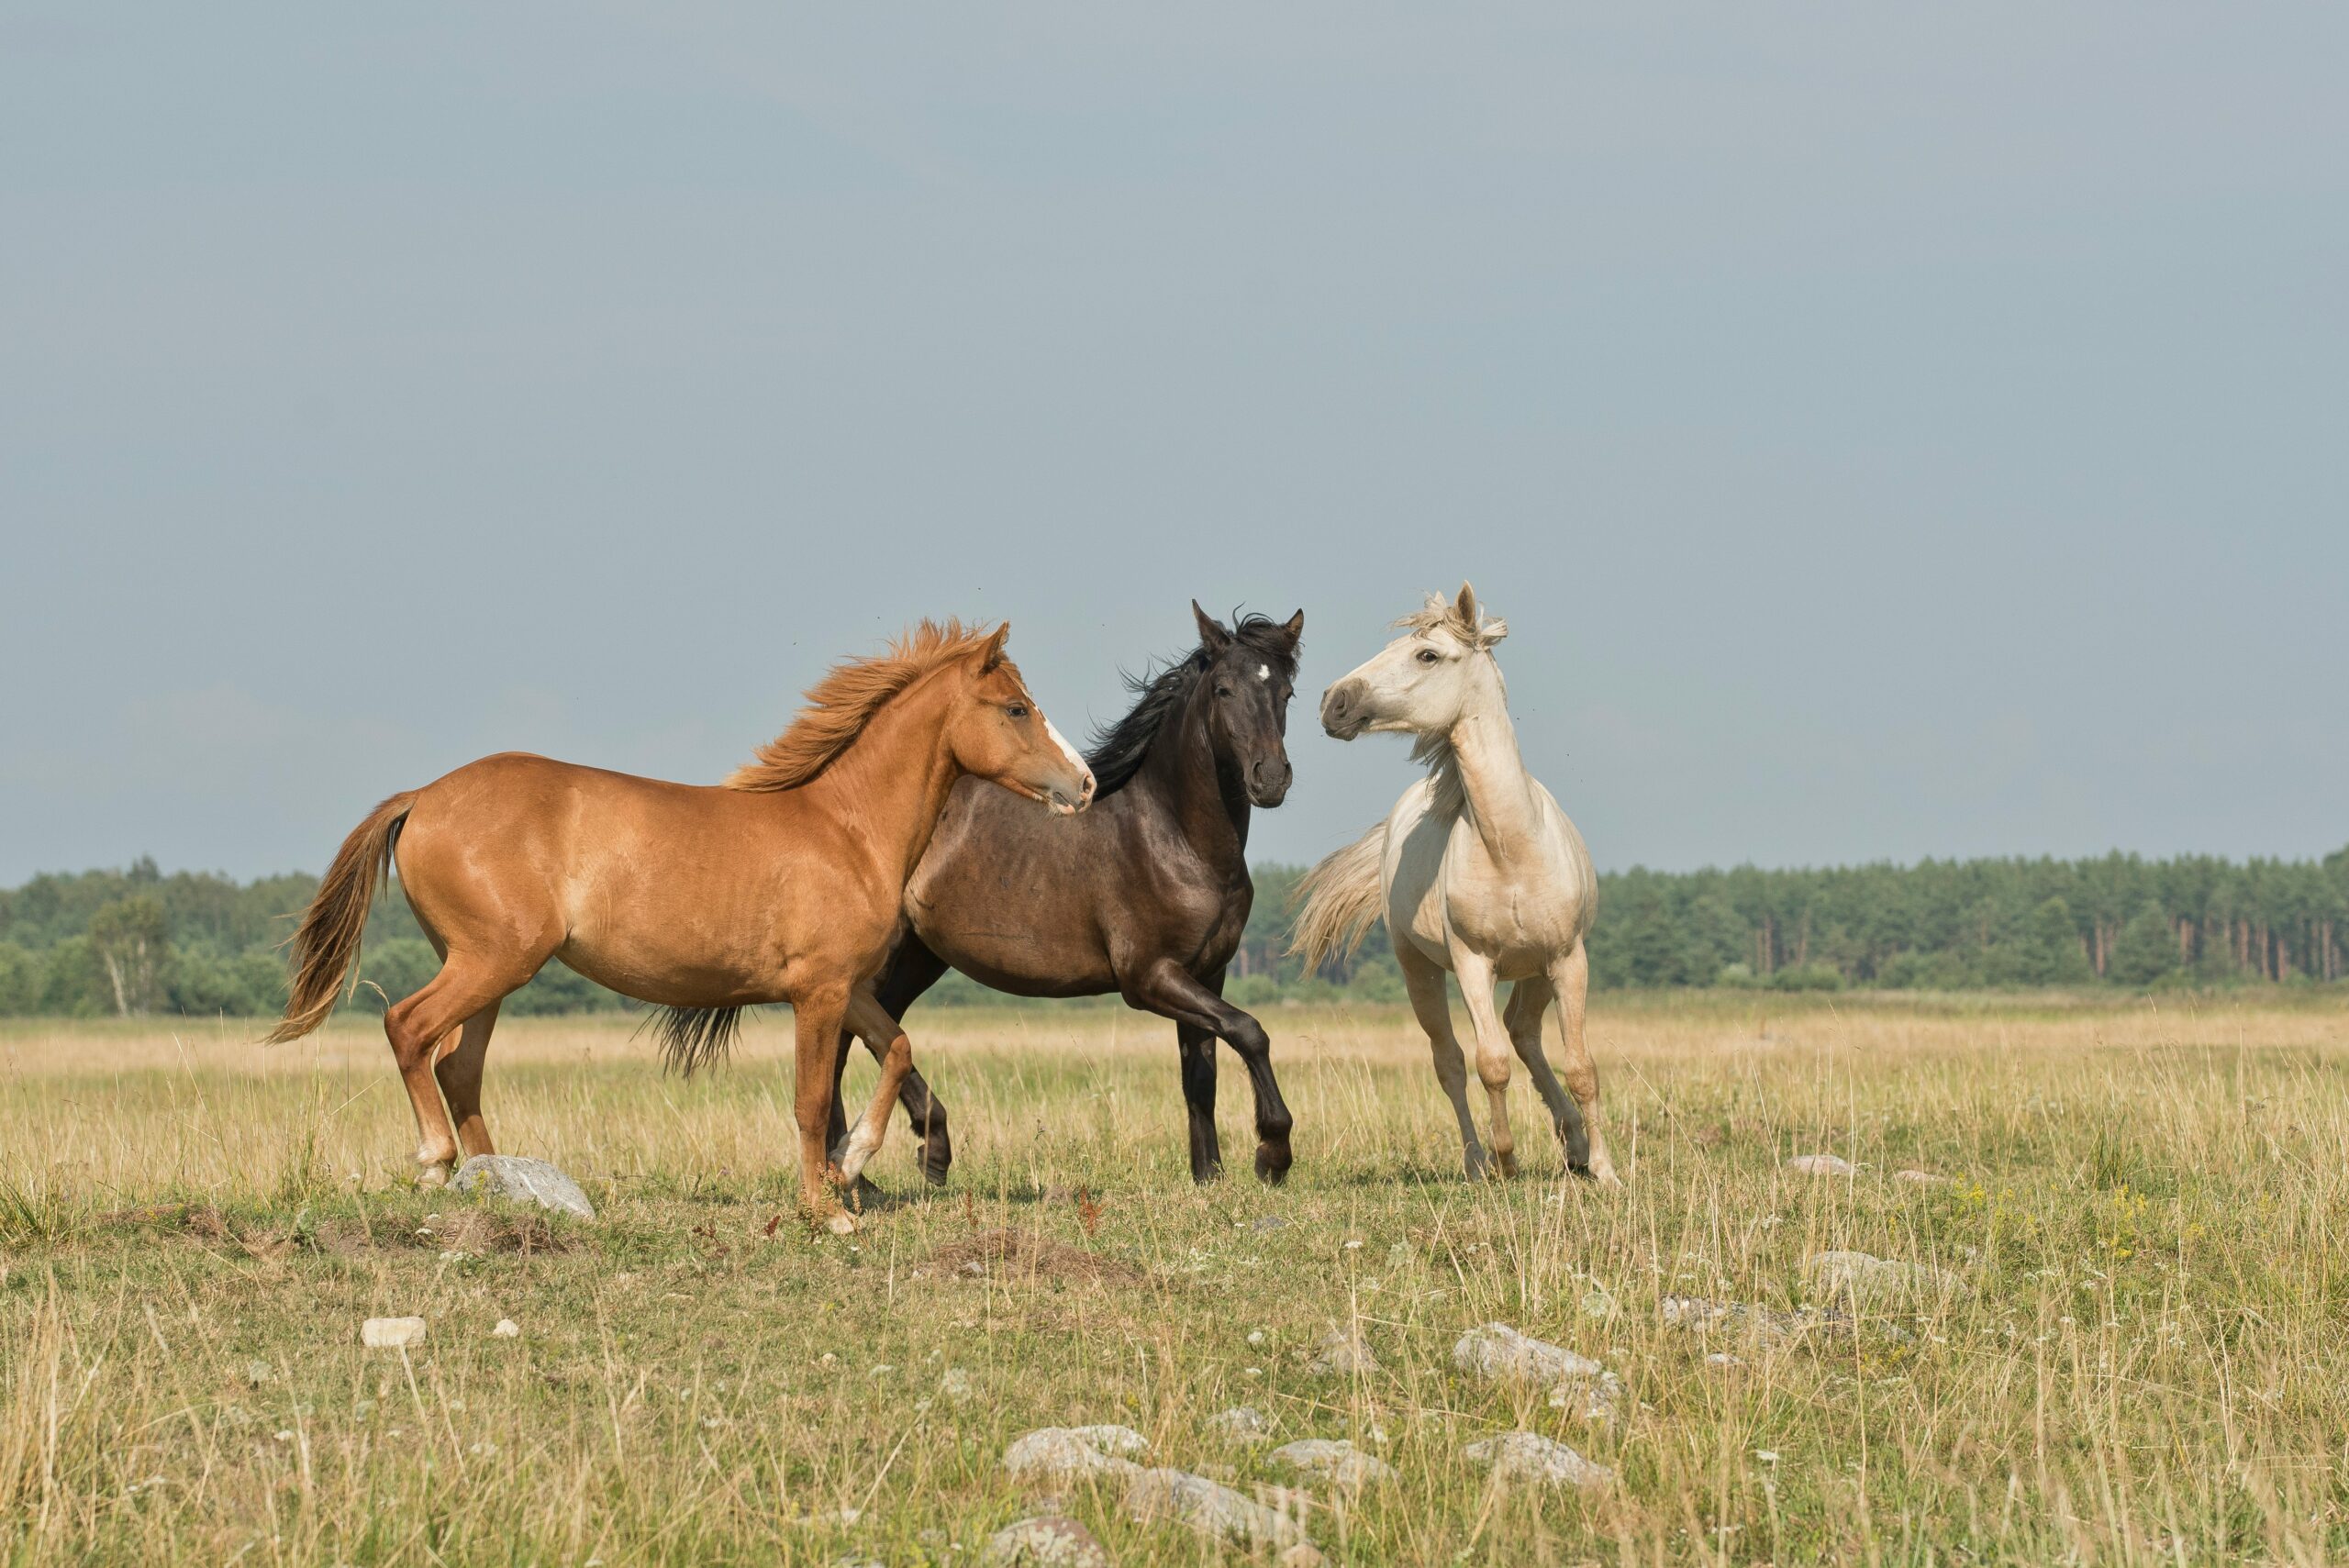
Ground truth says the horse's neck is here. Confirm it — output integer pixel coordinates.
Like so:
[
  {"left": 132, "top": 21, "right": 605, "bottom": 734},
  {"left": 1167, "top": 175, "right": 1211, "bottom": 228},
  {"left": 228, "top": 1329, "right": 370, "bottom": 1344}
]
[
  {"left": 798, "top": 674, "right": 964, "bottom": 884},
  {"left": 1141, "top": 683, "right": 1249, "bottom": 865},
  {"left": 1434, "top": 671, "right": 1544, "bottom": 861}
]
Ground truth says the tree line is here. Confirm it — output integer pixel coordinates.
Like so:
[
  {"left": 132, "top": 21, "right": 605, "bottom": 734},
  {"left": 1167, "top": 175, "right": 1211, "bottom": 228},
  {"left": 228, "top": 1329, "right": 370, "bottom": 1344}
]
[{"left": 3, "top": 847, "right": 2344, "bottom": 1018}]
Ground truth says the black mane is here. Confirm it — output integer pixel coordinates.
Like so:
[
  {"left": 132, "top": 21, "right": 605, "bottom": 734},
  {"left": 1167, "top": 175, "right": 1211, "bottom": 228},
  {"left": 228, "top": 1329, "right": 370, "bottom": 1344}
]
[{"left": 1084, "top": 613, "right": 1298, "bottom": 798}]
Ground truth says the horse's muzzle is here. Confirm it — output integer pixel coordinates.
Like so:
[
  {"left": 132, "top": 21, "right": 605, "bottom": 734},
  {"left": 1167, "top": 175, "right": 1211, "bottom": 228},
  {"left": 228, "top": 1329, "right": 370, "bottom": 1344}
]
[
  {"left": 1247, "top": 758, "right": 1293, "bottom": 808},
  {"left": 1319, "top": 680, "right": 1367, "bottom": 740}
]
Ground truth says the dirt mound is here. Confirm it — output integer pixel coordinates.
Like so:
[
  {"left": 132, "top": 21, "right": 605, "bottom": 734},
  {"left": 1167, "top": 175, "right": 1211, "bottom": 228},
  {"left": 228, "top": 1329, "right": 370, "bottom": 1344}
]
[{"left": 925, "top": 1228, "right": 1144, "bottom": 1286}]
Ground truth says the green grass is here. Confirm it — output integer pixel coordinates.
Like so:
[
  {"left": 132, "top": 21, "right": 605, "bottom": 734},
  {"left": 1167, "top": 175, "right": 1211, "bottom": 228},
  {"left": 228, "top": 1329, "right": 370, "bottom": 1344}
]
[{"left": 3, "top": 995, "right": 2346, "bottom": 1563}]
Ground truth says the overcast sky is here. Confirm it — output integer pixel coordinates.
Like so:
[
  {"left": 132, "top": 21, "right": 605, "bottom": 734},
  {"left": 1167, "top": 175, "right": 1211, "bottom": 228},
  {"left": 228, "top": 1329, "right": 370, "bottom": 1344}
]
[{"left": 3, "top": 5, "right": 2343, "bottom": 885}]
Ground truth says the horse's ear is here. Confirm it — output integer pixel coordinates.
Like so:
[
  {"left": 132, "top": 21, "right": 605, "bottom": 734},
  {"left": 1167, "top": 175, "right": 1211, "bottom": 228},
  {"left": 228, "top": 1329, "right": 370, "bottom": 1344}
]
[
  {"left": 1191, "top": 599, "right": 1232, "bottom": 653},
  {"left": 1454, "top": 582, "right": 1479, "bottom": 627},
  {"left": 978, "top": 623, "right": 1011, "bottom": 672},
  {"left": 1280, "top": 608, "right": 1305, "bottom": 644}
]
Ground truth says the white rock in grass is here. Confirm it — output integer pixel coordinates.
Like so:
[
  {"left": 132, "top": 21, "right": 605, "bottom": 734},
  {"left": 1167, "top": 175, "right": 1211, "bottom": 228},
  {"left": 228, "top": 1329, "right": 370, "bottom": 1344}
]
[
  {"left": 491, "top": 1318, "right": 520, "bottom": 1339},
  {"left": 1206, "top": 1406, "right": 1274, "bottom": 1441},
  {"left": 1806, "top": 1250, "right": 1968, "bottom": 1304},
  {"left": 1463, "top": 1430, "right": 1613, "bottom": 1490},
  {"left": 1787, "top": 1153, "right": 1855, "bottom": 1176},
  {"left": 1894, "top": 1169, "right": 1950, "bottom": 1186},
  {"left": 1123, "top": 1465, "right": 1312, "bottom": 1550},
  {"left": 1306, "top": 1327, "right": 1379, "bottom": 1376},
  {"left": 983, "top": 1514, "right": 1112, "bottom": 1568},
  {"left": 1453, "top": 1323, "right": 1623, "bottom": 1416},
  {"left": 362, "top": 1317, "right": 428, "bottom": 1349},
  {"left": 1268, "top": 1438, "right": 1397, "bottom": 1488},
  {"left": 450, "top": 1154, "right": 596, "bottom": 1220},
  {"left": 1003, "top": 1426, "right": 1149, "bottom": 1485}
]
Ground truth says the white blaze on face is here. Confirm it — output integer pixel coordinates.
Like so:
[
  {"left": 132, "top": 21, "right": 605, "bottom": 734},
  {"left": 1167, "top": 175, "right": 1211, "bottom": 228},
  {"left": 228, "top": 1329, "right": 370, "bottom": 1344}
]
[{"left": 1258, "top": 664, "right": 1270, "bottom": 680}]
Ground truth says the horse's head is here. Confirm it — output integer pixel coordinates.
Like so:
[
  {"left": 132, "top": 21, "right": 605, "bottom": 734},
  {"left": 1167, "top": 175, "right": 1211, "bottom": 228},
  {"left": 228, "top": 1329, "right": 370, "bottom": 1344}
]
[
  {"left": 1320, "top": 583, "right": 1507, "bottom": 742},
  {"left": 946, "top": 625, "right": 1095, "bottom": 815},
  {"left": 1191, "top": 602, "right": 1304, "bottom": 807}
]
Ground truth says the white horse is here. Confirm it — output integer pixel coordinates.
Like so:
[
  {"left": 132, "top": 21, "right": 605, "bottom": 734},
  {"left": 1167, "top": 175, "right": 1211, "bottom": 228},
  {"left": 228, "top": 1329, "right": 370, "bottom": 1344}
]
[{"left": 1294, "top": 584, "right": 1616, "bottom": 1184}]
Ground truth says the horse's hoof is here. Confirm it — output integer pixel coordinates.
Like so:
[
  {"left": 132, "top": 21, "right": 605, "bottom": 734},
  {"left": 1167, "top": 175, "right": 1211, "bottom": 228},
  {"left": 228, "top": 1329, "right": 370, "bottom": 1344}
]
[
  {"left": 825, "top": 1212, "right": 859, "bottom": 1236},
  {"left": 920, "top": 1151, "right": 952, "bottom": 1187},
  {"left": 417, "top": 1164, "right": 451, "bottom": 1188},
  {"left": 1253, "top": 1146, "right": 1292, "bottom": 1186}
]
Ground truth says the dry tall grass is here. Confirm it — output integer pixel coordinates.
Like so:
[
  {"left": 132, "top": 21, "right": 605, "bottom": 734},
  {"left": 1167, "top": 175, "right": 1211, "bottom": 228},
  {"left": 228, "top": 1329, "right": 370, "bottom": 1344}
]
[{"left": 2, "top": 992, "right": 2344, "bottom": 1563}]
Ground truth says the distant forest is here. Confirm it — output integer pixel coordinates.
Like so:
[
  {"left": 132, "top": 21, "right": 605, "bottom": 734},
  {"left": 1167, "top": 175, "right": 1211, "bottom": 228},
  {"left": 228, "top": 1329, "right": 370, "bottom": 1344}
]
[{"left": 2, "top": 848, "right": 2344, "bottom": 1018}]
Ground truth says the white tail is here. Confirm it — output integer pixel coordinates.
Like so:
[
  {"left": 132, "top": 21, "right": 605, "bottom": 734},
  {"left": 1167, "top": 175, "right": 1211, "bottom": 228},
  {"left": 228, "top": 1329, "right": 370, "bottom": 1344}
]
[{"left": 1290, "top": 821, "right": 1387, "bottom": 973}]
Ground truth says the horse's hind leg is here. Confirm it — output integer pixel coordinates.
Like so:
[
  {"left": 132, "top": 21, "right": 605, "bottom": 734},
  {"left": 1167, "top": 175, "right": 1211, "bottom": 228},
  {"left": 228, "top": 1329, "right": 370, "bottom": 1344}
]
[
  {"left": 1397, "top": 942, "right": 1485, "bottom": 1178},
  {"left": 384, "top": 961, "right": 518, "bottom": 1184},
  {"left": 1547, "top": 944, "right": 1617, "bottom": 1185},
  {"left": 1503, "top": 977, "right": 1582, "bottom": 1163},
  {"left": 432, "top": 1001, "right": 503, "bottom": 1161},
  {"left": 832, "top": 988, "right": 914, "bottom": 1191}
]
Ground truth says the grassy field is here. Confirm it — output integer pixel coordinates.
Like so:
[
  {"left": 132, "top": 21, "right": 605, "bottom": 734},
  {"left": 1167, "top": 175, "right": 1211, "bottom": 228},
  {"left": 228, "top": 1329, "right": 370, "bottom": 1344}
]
[{"left": 3, "top": 992, "right": 2346, "bottom": 1565}]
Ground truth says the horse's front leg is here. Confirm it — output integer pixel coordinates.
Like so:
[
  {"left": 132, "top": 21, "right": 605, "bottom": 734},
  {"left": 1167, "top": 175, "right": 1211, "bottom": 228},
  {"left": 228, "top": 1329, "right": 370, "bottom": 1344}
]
[
  {"left": 1450, "top": 947, "right": 1519, "bottom": 1178},
  {"left": 1174, "top": 1020, "right": 1224, "bottom": 1182},
  {"left": 791, "top": 988, "right": 854, "bottom": 1225},
  {"left": 1127, "top": 962, "right": 1293, "bottom": 1184}
]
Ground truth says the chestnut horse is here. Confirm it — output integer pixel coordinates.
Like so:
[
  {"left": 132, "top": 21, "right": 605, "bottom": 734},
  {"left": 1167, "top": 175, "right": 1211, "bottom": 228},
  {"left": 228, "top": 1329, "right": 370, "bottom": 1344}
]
[
  {"left": 267, "top": 622, "right": 1094, "bottom": 1218},
  {"left": 829, "top": 604, "right": 1304, "bottom": 1185}
]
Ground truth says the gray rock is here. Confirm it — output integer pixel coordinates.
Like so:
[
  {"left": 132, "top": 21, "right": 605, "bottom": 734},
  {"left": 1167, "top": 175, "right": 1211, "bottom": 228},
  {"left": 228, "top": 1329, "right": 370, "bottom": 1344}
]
[
  {"left": 1661, "top": 1294, "right": 1859, "bottom": 1347},
  {"left": 361, "top": 1316, "right": 427, "bottom": 1349},
  {"left": 1463, "top": 1430, "right": 1613, "bottom": 1490},
  {"left": 1453, "top": 1323, "right": 1623, "bottom": 1417},
  {"left": 1003, "top": 1426, "right": 1149, "bottom": 1485},
  {"left": 1206, "top": 1406, "right": 1274, "bottom": 1441},
  {"left": 451, "top": 1154, "right": 596, "bottom": 1220},
  {"left": 1786, "top": 1153, "right": 1855, "bottom": 1176},
  {"left": 1306, "top": 1327, "right": 1379, "bottom": 1377},
  {"left": 1893, "top": 1168, "right": 1949, "bottom": 1185},
  {"left": 1267, "top": 1438, "right": 1397, "bottom": 1488},
  {"left": 983, "top": 1515, "right": 1112, "bottom": 1568},
  {"left": 1251, "top": 1215, "right": 1288, "bottom": 1233},
  {"left": 1123, "top": 1466, "right": 1311, "bottom": 1550},
  {"left": 1806, "top": 1250, "right": 1966, "bottom": 1304}
]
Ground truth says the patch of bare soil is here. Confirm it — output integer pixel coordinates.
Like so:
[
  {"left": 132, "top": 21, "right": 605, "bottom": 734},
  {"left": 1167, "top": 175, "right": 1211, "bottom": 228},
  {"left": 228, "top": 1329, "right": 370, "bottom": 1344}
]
[{"left": 923, "top": 1227, "right": 1147, "bottom": 1286}]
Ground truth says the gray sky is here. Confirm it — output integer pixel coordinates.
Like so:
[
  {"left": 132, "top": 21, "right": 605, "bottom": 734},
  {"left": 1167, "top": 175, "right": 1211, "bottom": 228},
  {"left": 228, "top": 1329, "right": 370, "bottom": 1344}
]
[{"left": 4, "top": 5, "right": 2343, "bottom": 885}]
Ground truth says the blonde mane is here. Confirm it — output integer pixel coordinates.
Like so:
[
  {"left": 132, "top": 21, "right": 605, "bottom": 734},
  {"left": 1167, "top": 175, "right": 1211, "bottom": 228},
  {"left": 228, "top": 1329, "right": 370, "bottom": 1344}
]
[
  {"left": 1395, "top": 592, "right": 1508, "bottom": 647},
  {"left": 726, "top": 619, "right": 999, "bottom": 792}
]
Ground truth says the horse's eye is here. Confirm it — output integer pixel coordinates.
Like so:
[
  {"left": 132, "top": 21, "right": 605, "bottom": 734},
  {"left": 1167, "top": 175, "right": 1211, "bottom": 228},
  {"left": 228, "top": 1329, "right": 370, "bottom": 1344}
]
[
  {"left": 1007, "top": 703, "right": 1029, "bottom": 719},
  {"left": 1215, "top": 685, "right": 1232, "bottom": 698},
  {"left": 1417, "top": 649, "right": 1440, "bottom": 664}
]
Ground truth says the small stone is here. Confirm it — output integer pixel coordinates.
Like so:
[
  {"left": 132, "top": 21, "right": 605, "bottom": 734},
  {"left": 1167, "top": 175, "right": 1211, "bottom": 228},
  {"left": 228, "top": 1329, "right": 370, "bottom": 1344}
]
[
  {"left": 941, "top": 1366, "right": 975, "bottom": 1402},
  {"left": 1003, "top": 1426, "right": 1149, "bottom": 1484},
  {"left": 1661, "top": 1294, "right": 1861, "bottom": 1347},
  {"left": 362, "top": 1317, "right": 428, "bottom": 1350},
  {"left": 492, "top": 1318, "right": 520, "bottom": 1339},
  {"left": 1306, "top": 1327, "right": 1379, "bottom": 1377},
  {"left": 1787, "top": 1153, "right": 1855, "bottom": 1176},
  {"left": 1704, "top": 1351, "right": 1743, "bottom": 1370},
  {"left": 1806, "top": 1250, "right": 1967, "bottom": 1304},
  {"left": 1453, "top": 1323, "right": 1623, "bottom": 1415},
  {"left": 1251, "top": 1215, "right": 1288, "bottom": 1233},
  {"left": 1276, "top": 1546, "right": 1329, "bottom": 1568},
  {"left": 1206, "top": 1406, "right": 1274, "bottom": 1441},
  {"left": 449, "top": 1154, "right": 596, "bottom": 1220},
  {"left": 1267, "top": 1438, "right": 1397, "bottom": 1488},
  {"left": 243, "top": 1359, "right": 274, "bottom": 1387},
  {"left": 1123, "top": 1465, "right": 1311, "bottom": 1550},
  {"left": 1463, "top": 1430, "right": 1613, "bottom": 1490},
  {"left": 983, "top": 1514, "right": 1111, "bottom": 1568},
  {"left": 1894, "top": 1169, "right": 1949, "bottom": 1185}
]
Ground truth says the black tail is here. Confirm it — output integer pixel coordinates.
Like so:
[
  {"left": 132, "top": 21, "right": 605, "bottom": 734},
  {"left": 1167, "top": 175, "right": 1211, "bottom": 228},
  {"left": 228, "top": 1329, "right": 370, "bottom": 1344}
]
[{"left": 644, "top": 1006, "right": 748, "bottom": 1077}]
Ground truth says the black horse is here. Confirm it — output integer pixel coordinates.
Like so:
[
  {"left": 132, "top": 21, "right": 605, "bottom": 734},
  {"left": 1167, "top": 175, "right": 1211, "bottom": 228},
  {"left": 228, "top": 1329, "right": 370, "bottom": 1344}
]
[{"left": 830, "top": 603, "right": 1304, "bottom": 1184}]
